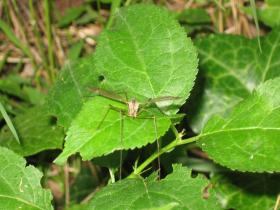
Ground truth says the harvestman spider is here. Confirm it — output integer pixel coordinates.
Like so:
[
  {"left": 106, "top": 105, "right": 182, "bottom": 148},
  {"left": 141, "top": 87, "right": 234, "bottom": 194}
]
[{"left": 90, "top": 87, "right": 180, "bottom": 179}]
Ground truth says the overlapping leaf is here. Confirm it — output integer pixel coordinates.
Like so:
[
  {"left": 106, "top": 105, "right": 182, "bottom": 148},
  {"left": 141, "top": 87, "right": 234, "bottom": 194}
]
[
  {"left": 190, "top": 28, "right": 280, "bottom": 132},
  {"left": 53, "top": 4, "right": 198, "bottom": 164},
  {"left": 0, "top": 106, "right": 64, "bottom": 156},
  {"left": 197, "top": 77, "right": 280, "bottom": 172},
  {"left": 47, "top": 58, "right": 97, "bottom": 128},
  {"left": 212, "top": 172, "right": 280, "bottom": 210},
  {"left": 87, "top": 165, "right": 220, "bottom": 210},
  {"left": 0, "top": 147, "right": 53, "bottom": 209},
  {"left": 256, "top": 0, "right": 280, "bottom": 27}
]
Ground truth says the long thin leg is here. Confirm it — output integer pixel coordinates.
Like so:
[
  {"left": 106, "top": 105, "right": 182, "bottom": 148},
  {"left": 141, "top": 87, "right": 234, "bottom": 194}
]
[
  {"left": 96, "top": 105, "right": 115, "bottom": 130},
  {"left": 95, "top": 104, "right": 126, "bottom": 180},
  {"left": 119, "top": 110, "right": 124, "bottom": 180},
  {"left": 135, "top": 113, "right": 162, "bottom": 178},
  {"left": 152, "top": 115, "right": 161, "bottom": 179}
]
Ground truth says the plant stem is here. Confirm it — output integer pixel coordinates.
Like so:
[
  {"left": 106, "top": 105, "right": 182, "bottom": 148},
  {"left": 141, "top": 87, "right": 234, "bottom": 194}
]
[
  {"left": 43, "top": 0, "right": 55, "bottom": 83},
  {"left": 29, "top": 0, "right": 48, "bottom": 70},
  {"left": 128, "top": 135, "right": 200, "bottom": 178}
]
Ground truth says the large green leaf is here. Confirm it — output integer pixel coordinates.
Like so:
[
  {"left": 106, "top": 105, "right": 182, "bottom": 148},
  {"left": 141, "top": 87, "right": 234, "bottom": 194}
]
[
  {"left": 212, "top": 172, "right": 280, "bottom": 210},
  {"left": 51, "top": 4, "right": 198, "bottom": 164},
  {"left": 55, "top": 96, "right": 171, "bottom": 164},
  {"left": 0, "top": 106, "right": 64, "bottom": 156},
  {"left": 197, "top": 77, "right": 280, "bottom": 172},
  {"left": 87, "top": 165, "right": 220, "bottom": 210},
  {"left": 47, "top": 4, "right": 198, "bottom": 129},
  {"left": 190, "top": 28, "right": 280, "bottom": 132},
  {"left": 0, "top": 147, "right": 53, "bottom": 209},
  {"left": 94, "top": 4, "right": 197, "bottom": 114}
]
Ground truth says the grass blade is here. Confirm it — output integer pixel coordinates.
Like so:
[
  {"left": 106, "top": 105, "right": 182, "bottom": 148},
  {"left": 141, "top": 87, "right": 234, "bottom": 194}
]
[
  {"left": 0, "top": 19, "right": 31, "bottom": 57},
  {"left": 0, "top": 102, "right": 20, "bottom": 144},
  {"left": 249, "top": 0, "right": 262, "bottom": 52}
]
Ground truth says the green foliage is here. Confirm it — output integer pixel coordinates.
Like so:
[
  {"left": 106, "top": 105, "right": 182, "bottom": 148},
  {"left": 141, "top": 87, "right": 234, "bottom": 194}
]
[
  {"left": 47, "top": 56, "right": 96, "bottom": 128},
  {"left": 191, "top": 28, "right": 280, "bottom": 132},
  {"left": 0, "top": 105, "right": 64, "bottom": 156},
  {"left": 87, "top": 165, "right": 220, "bottom": 210},
  {"left": 177, "top": 8, "right": 211, "bottom": 24},
  {"left": 1, "top": 2, "right": 280, "bottom": 209},
  {"left": 197, "top": 77, "right": 280, "bottom": 172},
  {"left": 212, "top": 172, "right": 280, "bottom": 210},
  {"left": 0, "top": 147, "right": 53, "bottom": 209},
  {"left": 58, "top": 6, "right": 86, "bottom": 28},
  {"left": 54, "top": 4, "right": 197, "bottom": 164},
  {"left": 0, "top": 20, "right": 32, "bottom": 58},
  {"left": 0, "top": 101, "right": 20, "bottom": 143},
  {"left": 94, "top": 5, "right": 197, "bottom": 114},
  {"left": 257, "top": 0, "right": 280, "bottom": 27},
  {"left": 54, "top": 96, "right": 171, "bottom": 164}
]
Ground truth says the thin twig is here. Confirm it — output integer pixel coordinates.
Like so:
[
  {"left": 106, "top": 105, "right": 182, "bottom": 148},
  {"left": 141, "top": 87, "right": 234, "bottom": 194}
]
[
  {"left": 218, "top": 0, "right": 224, "bottom": 32},
  {"left": 63, "top": 164, "right": 70, "bottom": 207}
]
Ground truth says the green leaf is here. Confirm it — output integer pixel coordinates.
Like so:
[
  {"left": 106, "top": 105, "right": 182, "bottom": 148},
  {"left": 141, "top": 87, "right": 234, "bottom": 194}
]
[
  {"left": 0, "top": 147, "right": 53, "bottom": 209},
  {"left": 0, "top": 75, "right": 29, "bottom": 100},
  {"left": 255, "top": 0, "right": 280, "bottom": 27},
  {"left": 177, "top": 8, "right": 211, "bottom": 24},
  {"left": 47, "top": 58, "right": 96, "bottom": 128},
  {"left": 191, "top": 28, "right": 280, "bottom": 132},
  {"left": 47, "top": 4, "right": 198, "bottom": 128},
  {"left": 212, "top": 172, "right": 280, "bottom": 210},
  {"left": 67, "top": 40, "right": 84, "bottom": 60},
  {"left": 58, "top": 6, "right": 86, "bottom": 28},
  {"left": 54, "top": 96, "right": 171, "bottom": 164},
  {"left": 0, "top": 105, "right": 64, "bottom": 156},
  {"left": 94, "top": 4, "right": 198, "bottom": 115},
  {"left": 197, "top": 77, "right": 280, "bottom": 172},
  {"left": 0, "top": 101, "right": 20, "bottom": 144},
  {"left": 87, "top": 165, "right": 220, "bottom": 210}
]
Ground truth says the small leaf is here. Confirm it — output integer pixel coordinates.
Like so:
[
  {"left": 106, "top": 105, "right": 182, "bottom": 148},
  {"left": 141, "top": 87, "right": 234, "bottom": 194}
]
[
  {"left": 212, "top": 172, "right": 280, "bottom": 210},
  {"left": 255, "top": 0, "right": 280, "bottom": 27},
  {"left": 58, "top": 6, "right": 86, "bottom": 28},
  {"left": 0, "top": 147, "right": 53, "bottom": 209},
  {"left": 55, "top": 96, "right": 171, "bottom": 164},
  {"left": 0, "top": 101, "right": 20, "bottom": 144},
  {"left": 87, "top": 165, "right": 220, "bottom": 210},
  {"left": 191, "top": 28, "right": 280, "bottom": 132},
  {"left": 197, "top": 77, "right": 280, "bottom": 172},
  {"left": 177, "top": 8, "right": 211, "bottom": 24},
  {"left": 67, "top": 40, "right": 84, "bottom": 60},
  {"left": 0, "top": 105, "right": 64, "bottom": 156}
]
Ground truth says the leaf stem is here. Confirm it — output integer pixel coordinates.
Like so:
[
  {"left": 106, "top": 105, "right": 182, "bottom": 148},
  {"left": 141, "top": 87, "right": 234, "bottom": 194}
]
[{"left": 128, "top": 135, "right": 200, "bottom": 178}]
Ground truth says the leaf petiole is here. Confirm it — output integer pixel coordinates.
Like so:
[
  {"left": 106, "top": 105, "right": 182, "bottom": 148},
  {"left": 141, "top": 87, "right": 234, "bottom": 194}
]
[{"left": 129, "top": 134, "right": 200, "bottom": 178}]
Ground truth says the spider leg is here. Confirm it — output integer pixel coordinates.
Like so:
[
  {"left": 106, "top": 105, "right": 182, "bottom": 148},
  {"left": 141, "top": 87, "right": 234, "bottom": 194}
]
[
  {"left": 119, "top": 110, "right": 124, "bottom": 180},
  {"left": 136, "top": 114, "right": 161, "bottom": 179},
  {"left": 152, "top": 115, "right": 161, "bottom": 179},
  {"left": 95, "top": 104, "right": 126, "bottom": 180}
]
